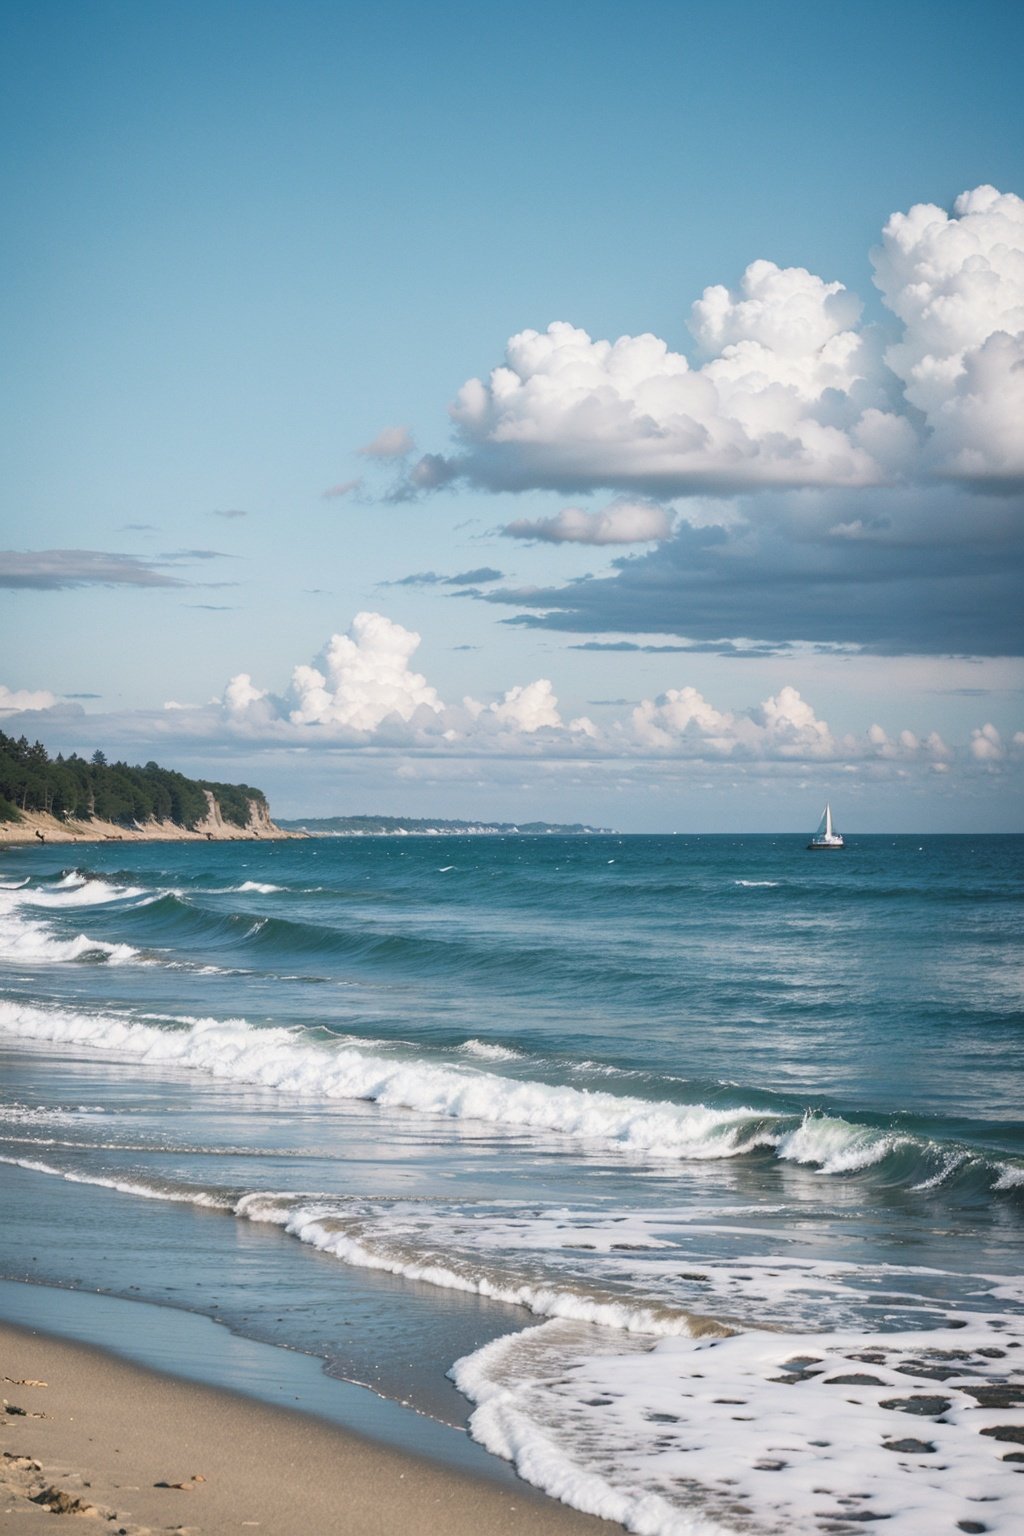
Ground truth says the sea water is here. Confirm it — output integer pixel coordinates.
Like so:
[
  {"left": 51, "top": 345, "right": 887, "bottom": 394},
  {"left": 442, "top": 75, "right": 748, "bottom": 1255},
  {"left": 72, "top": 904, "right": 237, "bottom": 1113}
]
[{"left": 0, "top": 833, "right": 1021, "bottom": 1534}]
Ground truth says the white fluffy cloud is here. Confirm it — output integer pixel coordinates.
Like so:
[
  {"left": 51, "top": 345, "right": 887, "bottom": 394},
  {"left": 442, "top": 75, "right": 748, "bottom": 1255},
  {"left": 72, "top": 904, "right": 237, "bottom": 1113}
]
[
  {"left": 503, "top": 498, "right": 675, "bottom": 545},
  {"left": 211, "top": 612, "right": 1008, "bottom": 775},
  {"left": 871, "top": 185, "right": 1024, "bottom": 480},
  {"left": 402, "top": 185, "right": 1022, "bottom": 500},
  {"left": 287, "top": 613, "right": 443, "bottom": 731},
  {"left": 631, "top": 684, "right": 836, "bottom": 758},
  {"left": 449, "top": 302, "right": 897, "bottom": 495},
  {"left": 0, "top": 685, "right": 58, "bottom": 714},
  {"left": 628, "top": 684, "right": 961, "bottom": 766},
  {"left": 221, "top": 613, "right": 574, "bottom": 745}
]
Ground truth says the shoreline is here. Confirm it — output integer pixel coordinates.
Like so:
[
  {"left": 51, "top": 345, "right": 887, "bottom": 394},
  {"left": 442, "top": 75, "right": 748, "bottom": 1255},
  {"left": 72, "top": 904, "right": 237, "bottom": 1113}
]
[
  {"left": 0, "top": 1315, "right": 615, "bottom": 1535},
  {"left": 0, "top": 809, "right": 298, "bottom": 845}
]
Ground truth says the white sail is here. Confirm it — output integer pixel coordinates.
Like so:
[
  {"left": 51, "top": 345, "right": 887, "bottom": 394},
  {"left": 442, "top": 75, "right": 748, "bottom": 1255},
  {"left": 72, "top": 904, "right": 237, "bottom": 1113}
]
[{"left": 809, "top": 802, "right": 844, "bottom": 849}]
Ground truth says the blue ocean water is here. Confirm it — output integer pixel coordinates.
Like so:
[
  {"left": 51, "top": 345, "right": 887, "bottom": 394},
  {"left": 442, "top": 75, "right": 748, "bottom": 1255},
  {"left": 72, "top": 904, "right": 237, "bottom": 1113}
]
[{"left": 1, "top": 833, "right": 1022, "bottom": 1533}]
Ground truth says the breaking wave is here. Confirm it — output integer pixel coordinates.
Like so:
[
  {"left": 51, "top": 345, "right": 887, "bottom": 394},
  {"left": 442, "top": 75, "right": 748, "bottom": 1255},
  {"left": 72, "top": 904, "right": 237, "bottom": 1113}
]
[{"left": 0, "top": 998, "right": 1019, "bottom": 1199}]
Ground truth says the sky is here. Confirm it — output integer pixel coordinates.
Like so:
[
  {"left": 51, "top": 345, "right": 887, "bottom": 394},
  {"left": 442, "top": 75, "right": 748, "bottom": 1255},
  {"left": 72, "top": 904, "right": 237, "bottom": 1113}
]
[{"left": 2, "top": 0, "right": 1023, "bottom": 831}]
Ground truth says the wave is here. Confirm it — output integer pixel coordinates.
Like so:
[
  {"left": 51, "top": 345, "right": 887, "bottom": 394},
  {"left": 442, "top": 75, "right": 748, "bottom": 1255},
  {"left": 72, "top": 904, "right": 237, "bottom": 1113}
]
[
  {"left": 451, "top": 1312, "right": 1024, "bottom": 1536},
  {"left": 0, "top": 1153, "right": 231, "bottom": 1207},
  {"left": 458, "top": 1039, "right": 525, "bottom": 1062},
  {"left": 0, "top": 910, "right": 139, "bottom": 966},
  {"left": 1, "top": 999, "right": 1020, "bottom": 1198},
  {"left": 5, "top": 1140, "right": 1019, "bottom": 1536},
  {"left": 236, "top": 1195, "right": 726, "bottom": 1338},
  {"left": 21, "top": 877, "right": 147, "bottom": 908}
]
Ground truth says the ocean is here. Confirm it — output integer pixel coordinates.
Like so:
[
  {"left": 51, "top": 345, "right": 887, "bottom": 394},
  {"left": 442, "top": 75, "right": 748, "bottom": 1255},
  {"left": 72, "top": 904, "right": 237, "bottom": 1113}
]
[{"left": 1, "top": 832, "right": 1022, "bottom": 1534}]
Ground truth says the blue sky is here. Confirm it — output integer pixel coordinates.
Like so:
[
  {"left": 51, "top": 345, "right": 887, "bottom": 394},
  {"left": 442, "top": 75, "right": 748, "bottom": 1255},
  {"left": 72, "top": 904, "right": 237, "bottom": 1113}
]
[{"left": 2, "top": 0, "right": 1023, "bottom": 830}]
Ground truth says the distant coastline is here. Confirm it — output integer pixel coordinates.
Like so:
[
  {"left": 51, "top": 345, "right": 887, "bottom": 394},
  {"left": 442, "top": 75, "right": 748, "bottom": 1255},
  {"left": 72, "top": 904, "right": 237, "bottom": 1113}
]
[{"left": 277, "top": 814, "right": 615, "bottom": 837}]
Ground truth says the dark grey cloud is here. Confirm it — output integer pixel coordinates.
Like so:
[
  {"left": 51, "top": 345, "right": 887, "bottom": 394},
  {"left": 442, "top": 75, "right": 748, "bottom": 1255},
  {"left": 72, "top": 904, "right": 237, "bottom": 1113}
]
[
  {"left": 474, "top": 486, "right": 1024, "bottom": 656},
  {"left": 181, "top": 603, "right": 238, "bottom": 611},
  {"left": 211, "top": 508, "right": 248, "bottom": 519},
  {"left": 384, "top": 453, "right": 460, "bottom": 503},
  {"left": 63, "top": 692, "right": 102, "bottom": 699},
  {"left": 118, "top": 522, "right": 159, "bottom": 532}
]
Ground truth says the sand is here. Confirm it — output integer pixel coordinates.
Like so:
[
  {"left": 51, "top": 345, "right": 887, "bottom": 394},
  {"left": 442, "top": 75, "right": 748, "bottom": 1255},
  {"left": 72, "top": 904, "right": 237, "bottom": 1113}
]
[
  {"left": 0, "top": 1323, "right": 615, "bottom": 1536},
  {"left": 0, "top": 810, "right": 296, "bottom": 846}
]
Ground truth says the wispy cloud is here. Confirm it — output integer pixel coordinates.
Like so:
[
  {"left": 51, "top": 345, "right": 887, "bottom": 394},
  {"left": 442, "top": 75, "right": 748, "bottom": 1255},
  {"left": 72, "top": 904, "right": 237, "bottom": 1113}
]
[
  {"left": 384, "top": 567, "right": 505, "bottom": 588},
  {"left": 359, "top": 426, "right": 415, "bottom": 459},
  {"left": 1, "top": 550, "right": 188, "bottom": 590},
  {"left": 1, "top": 548, "right": 234, "bottom": 592},
  {"left": 321, "top": 478, "right": 363, "bottom": 500}
]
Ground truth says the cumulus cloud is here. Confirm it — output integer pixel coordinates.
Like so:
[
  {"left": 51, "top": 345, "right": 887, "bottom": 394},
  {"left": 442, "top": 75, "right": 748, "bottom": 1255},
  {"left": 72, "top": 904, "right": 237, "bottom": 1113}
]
[
  {"left": 360, "top": 426, "right": 416, "bottom": 458},
  {"left": 467, "top": 679, "right": 562, "bottom": 733},
  {"left": 627, "top": 683, "right": 961, "bottom": 767},
  {"left": 405, "top": 186, "right": 1022, "bottom": 501},
  {"left": 202, "top": 610, "right": 1006, "bottom": 779},
  {"left": 872, "top": 185, "right": 1024, "bottom": 481},
  {"left": 503, "top": 498, "right": 675, "bottom": 545},
  {"left": 0, "top": 684, "right": 59, "bottom": 713},
  {"left": 384, "top": 186, "right": 1024, "bottom": 656},
  {"left": 219, "top": 614, "right": 595, "bottom": 747},
  {"left": 286, "top": 614, "right": 443, "bottom": 733},
  {"left": 970, "top": 722, "right": 1005, "bottom": 761},
  {"left": 445, "top": 304, "right": 898, "bottom": 497}
]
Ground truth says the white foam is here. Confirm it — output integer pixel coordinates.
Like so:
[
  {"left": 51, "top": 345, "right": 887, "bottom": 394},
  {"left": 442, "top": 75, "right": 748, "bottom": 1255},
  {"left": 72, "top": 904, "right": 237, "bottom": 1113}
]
[
  {"left": 235, "top": 1195, "right": 718, "bottom": 1337},
  {"left": 0, "top": 886, "right": 140, "bottom": 965},
  {"left": 734, "top": 880, "right": 779, "bottom": 888},
  {"left": 0, "top": 999, "right": 986, "bottom": 1184},
  {"left": 452, "top": 1316, "right": 1024, "bottom": 1535},
  {"left": 459, "top": 1039, "right": 525, "bottom": 1062},
  {"left": 23, "top": 878, "right": 145, "bottom": 908},
  {"left": 235, "top": 881, "right": 283, "bottom": 893},
  {"left": 0, "top": 1153, "right": 230, "bottom": 1207}
]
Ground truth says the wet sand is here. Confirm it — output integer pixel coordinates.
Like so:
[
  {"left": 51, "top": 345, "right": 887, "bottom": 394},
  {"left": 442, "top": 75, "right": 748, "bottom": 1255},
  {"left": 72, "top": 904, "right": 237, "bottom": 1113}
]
[{"left": 0, "top": 1322, "right": 615, "bottom": 1535}]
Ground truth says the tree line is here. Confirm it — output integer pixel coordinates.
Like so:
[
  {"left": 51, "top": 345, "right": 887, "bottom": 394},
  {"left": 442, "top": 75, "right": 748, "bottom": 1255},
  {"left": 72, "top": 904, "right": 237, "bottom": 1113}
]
[{"left": 0, "top": 730, "right": 268, "bottom": 829}]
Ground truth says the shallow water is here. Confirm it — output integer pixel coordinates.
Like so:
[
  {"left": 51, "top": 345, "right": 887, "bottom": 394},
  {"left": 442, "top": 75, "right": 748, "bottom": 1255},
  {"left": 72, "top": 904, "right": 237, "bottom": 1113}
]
[{"left": 1, "top": 833, "right": 1022, "bottom": 1533}]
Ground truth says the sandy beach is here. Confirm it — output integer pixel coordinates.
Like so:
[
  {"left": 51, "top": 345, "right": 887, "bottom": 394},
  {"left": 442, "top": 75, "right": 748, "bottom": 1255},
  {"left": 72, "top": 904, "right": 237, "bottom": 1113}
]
[
  {"left": 0, "top": 810, "right": 295, "bottom": 846},
  {"left": 0, "top": 1322, "right": 615, "bottom": 1536}
]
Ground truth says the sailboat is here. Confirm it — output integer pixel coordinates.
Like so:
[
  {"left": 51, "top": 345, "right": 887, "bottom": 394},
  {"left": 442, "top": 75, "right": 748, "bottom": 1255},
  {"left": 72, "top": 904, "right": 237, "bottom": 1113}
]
[{"left": 807, "top": 802, "right": 845, "bottom": 850}]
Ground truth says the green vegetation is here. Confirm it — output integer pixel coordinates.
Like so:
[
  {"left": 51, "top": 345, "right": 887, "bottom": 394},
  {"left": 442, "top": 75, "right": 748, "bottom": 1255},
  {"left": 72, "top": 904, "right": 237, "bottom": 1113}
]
[{"left": 0, "top": 730, "right": 269, "bottom": 829}]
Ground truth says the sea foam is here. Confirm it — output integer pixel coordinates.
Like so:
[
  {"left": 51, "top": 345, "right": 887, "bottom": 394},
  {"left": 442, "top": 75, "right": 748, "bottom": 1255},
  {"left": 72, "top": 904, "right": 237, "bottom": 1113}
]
[{"left": 0, "top": 999, "right": 1017, "bottom": 1192}]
